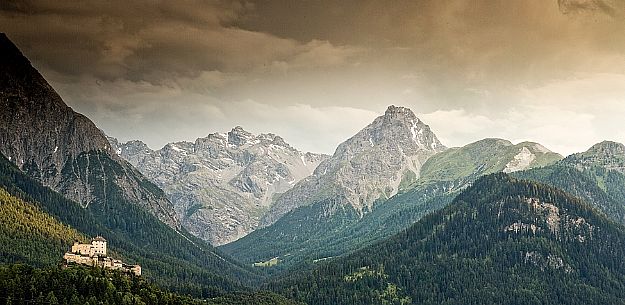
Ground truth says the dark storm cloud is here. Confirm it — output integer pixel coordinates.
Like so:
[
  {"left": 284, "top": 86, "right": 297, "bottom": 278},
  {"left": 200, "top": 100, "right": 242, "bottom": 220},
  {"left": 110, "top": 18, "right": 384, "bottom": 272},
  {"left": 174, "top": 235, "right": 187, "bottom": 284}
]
[
  {"left": 5, "top": 0, "right": 625, "bottom": 91},
  {"left": 224, "top": 0, "right": 625, "bottom": 117},
  {"left": 1, "top": 0, "right": 241, "bottom": 80},
  {"left": 0, "top": 0, "right": 358, "bottom": 84},
  {"left": 0, "top": 0, "right": 366, "bottom": 153},
  {"left": 0, "top": 1, "right": 29, "bottom": 13}
]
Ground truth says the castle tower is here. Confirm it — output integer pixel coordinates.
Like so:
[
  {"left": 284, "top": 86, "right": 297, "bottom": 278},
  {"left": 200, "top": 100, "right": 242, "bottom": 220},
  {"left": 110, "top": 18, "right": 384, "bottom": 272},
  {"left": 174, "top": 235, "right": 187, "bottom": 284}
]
[{"left": 91, "top": 236, "right": 107, "bottom": 256}]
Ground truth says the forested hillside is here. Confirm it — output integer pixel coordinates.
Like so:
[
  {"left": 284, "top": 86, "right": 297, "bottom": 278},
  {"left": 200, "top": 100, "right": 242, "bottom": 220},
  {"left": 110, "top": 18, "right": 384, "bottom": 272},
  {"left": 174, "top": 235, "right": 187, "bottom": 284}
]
[
  {"left": 0, "top": 264, "right": 299, "bottom": 305},
  {"left": 270, "top": 174, "right": 625, "bottom": 304},
  {"left": 515, "top": 142, "right": 625, "bottom": 225},
  {"left": 0, "top": 187, "right": 86, "bottom": 266},
  {"left": 0, "top": 153, "right": 260, "bottom": 297},
  {"left": 515, "top": 165, "right": 625, "bottom": 224}
]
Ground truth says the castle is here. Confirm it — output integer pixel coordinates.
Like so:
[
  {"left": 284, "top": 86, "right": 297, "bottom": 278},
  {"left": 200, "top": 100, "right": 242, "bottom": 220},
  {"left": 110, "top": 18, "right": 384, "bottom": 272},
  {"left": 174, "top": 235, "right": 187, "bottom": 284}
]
[{"left": 63, "top": 236, "right": 141, "bottom": 276}]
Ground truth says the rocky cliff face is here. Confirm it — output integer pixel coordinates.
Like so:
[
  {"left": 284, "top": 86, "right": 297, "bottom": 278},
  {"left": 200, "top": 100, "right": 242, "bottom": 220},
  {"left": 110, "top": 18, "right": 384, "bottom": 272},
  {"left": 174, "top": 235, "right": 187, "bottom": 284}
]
[
  {"left": 0, "top": 33, "right": 179, "bottom": 228},
  {"left": 260, "top": 105, "right": 447, "bottom": 226},
  {"left": 109, "top": 128, "right": 328, "bottom": 245}
]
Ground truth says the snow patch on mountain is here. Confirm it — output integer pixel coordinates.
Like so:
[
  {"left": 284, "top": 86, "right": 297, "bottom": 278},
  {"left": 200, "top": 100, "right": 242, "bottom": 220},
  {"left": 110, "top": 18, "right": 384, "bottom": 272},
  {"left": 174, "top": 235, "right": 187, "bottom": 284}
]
[{"left": 504, "top": 147, "right": 536, "bottom": 173}]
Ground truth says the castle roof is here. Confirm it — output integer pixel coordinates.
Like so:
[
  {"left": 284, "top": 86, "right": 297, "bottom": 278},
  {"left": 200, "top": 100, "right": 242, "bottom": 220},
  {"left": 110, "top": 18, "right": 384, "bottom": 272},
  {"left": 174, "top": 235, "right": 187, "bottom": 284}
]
[{"left": 92, "top": 236, "right": 106, "bottom": 242}]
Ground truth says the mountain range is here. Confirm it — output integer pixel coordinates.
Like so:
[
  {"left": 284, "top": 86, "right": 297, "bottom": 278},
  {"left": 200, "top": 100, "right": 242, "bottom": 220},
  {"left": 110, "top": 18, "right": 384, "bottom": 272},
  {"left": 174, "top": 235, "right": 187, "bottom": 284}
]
[
  {"left": 3, "top": 30, "right": 625, "bottom": 304},
  {"left": 221, "top": 136, "right": 564, "bottom": 268},
  {"left": 108, "top": 128, "right": 327, "bottom": 245}
]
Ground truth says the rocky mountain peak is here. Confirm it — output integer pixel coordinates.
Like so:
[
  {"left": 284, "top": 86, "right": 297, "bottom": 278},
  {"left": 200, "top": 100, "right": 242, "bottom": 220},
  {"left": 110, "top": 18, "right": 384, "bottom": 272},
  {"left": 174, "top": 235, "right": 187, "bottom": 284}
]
[
  {"left": 262, "top": 105, "right": 447, "bottom": 226},
  {"left": 0, "top": 33, "right": 29, "bottom": 72},
  {"left": 383, "top": 105, "right": 417, "bottom": 119},
  {"left": 264, "top": 133, "right": 290, "bottom": 147},
  {"left": 332, "top": 105, "right": 445, "bottom": 159},
  {"left": 377, "top": 106, "right": 428, "bottom": 142},
  {"left": 0, "top": 33, "right": 68, "bottom": 110},
  {"left": 125, "top": 140, "right": 151, "bottom": 151},
  {"left": 228, "top": 126, "right": 254, "bottom": 146},
  {"left": 0, "top": 32, "right": 112, "bottom": 171},
  {"left": 0, "top": 33, "right": 18, "bottom": 53},
  {"left": 198, "top": 128, "right": 294, "bottom": 153}
]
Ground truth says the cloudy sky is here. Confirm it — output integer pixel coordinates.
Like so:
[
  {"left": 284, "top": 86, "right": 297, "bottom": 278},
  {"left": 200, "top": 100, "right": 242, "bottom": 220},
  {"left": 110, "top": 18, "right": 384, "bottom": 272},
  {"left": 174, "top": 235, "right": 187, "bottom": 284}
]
[{"left": 2, "top": 0, "right": 625, "bottom": 155}]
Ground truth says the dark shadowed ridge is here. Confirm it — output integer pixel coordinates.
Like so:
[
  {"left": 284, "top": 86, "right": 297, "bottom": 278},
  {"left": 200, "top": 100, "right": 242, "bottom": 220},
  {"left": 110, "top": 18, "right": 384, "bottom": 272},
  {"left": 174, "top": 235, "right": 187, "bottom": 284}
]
[{"left": 0, "top": 32, "right": 181, "bottom": 227}]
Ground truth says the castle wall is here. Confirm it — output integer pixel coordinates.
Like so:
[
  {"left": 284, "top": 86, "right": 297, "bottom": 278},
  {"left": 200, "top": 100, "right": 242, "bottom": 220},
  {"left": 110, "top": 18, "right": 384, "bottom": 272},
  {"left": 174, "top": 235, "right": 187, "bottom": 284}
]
[{"left": 64, "top": 237, "right": 139, "bottom": 276}]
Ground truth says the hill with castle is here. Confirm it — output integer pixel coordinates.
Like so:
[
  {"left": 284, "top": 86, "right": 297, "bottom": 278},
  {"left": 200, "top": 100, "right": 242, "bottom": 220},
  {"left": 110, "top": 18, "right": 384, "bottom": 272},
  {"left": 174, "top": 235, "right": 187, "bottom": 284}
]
[{"left": 63, "top": 236, "right": 141, "bottom": 276}]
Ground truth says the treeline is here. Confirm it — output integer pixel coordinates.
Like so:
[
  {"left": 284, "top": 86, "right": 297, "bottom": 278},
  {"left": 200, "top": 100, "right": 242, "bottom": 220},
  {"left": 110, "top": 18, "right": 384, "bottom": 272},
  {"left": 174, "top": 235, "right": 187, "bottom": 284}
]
[{"left": 221, "top": 187, "right": 455, "bottom": 274}]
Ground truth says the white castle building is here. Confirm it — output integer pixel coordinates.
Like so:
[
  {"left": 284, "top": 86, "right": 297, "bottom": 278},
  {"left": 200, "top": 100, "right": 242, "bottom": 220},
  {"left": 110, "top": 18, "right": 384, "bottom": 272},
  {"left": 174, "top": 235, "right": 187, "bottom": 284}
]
[{"left": 63, "top": 236, "right": 141, "bottom": 276}]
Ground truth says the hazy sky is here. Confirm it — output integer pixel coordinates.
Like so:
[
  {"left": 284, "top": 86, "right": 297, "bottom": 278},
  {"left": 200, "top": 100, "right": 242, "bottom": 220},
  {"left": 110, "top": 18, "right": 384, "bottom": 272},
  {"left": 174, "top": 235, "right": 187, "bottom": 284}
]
[{"left": 2, "top": 0, "right": 625, "bottom": 155}]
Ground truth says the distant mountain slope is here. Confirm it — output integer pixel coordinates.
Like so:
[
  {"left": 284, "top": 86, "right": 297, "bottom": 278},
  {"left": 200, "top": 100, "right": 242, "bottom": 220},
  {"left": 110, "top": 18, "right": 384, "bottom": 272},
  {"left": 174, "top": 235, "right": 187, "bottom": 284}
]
[
  {"left": 0, "top": 187, "right": 86, "bottom": 266},
  {"left": 515, "top": 141, "right": 625, "bottom": 225},
  {"left": 0, "top": 33, "right": 178, "bottom": 228},
  {"left": 0, "top": 33, "right": 264, "bottom": 296},
  {"left": 380, "top": 138, "right": 563, "bottom": 225},
  {"left": 222, "top": 138, "right": 562, "bottom": 269},
  {"left": 272, "top": 174, "right": 625, "bottom": 304},
  {"left": 108, "top": 128, "right": 327, "bottom": 245},
  {"left": 417, "top": 138, "right": 562, "bottom": 184},
  {"left": 0, "top": 153, "right": 260, "bottom": 297},
  {"left": 374, "top": 138, "right": 564, "bottom": 228},
  {"left": 562, "top": 141, "right": 625, "bottom": 172}
]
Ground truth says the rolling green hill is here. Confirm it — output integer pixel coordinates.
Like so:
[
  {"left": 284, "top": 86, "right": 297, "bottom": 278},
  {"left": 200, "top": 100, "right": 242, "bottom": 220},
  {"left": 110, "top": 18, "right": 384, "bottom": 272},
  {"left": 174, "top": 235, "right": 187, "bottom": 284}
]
[{"left": 417, "top": 139, "right": 561, "bottom": 184}]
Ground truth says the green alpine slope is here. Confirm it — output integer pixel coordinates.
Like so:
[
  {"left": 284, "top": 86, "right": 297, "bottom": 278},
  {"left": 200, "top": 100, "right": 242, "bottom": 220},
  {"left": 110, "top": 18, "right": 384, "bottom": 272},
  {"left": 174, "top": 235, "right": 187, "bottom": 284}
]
[{"left": 515, "top": 141, "right": 625, "bottom": 225}]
